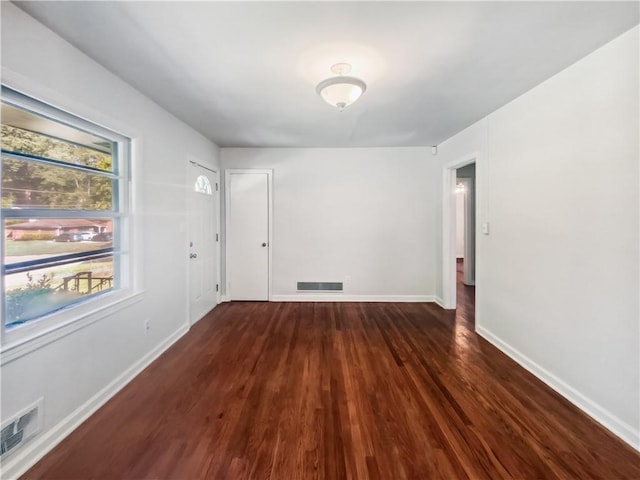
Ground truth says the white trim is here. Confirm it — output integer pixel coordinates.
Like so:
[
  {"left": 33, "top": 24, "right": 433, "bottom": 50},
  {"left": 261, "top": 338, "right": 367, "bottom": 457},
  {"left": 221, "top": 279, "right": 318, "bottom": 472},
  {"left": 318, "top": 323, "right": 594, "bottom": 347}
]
[
  {"left": 271, "top": 294, "right": 435, "bottom": 303},
  {"left": 267, "top": 172, "right": 273, "bottom": 301},
  {"left": 1, "top": 68, "right": 141, "bottom": 139},
  {"left": 0, "top": 323, "right": 190, "bottom": 480},
  {"left": 458, "top": 177, "right": 476, "bottom": 286},
  {"left": 2, "top": 87, "right": 129, "bottom": 143},
  {"left": 441, "top": 153, "right": 478, "bottom": 310},
  {"left": 215, "top": 170, "right": 222, "bottom": 305},
  {"left": 434, "top": 296, "right": 448, "bottom": 309},
  {"left": 184, "top": 160, "right": 191, "bottom": 327},
  {"left": 224, "top": 169, "right": 273, "bottom": 301},
  {"left": 1, "top": 75, "right": 143, "bottom": 354},
  {"left": 477, "top": 326, "right": 640, "bottom": 451},
  {"left": 0, "top": 291, "right": 144, "bottom": 366}
]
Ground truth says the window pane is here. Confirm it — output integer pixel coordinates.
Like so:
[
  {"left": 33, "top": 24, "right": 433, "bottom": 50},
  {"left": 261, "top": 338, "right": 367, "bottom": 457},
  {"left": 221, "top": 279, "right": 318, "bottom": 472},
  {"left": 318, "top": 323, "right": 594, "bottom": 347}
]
[
  {"left": 1, "top": 90, "right": 129, "bottom": 333},
  {"left": 2, "top": 156, "right": 114, "bottom": 210},
  {"left": 1, "top": 103, "right": 113, "bottom": 172},
  {"left": 5, "top": 257, "right": 115, "bottom": 328},
  {"left": 4, "top": 219, "right": 113, "bottom": 267}
]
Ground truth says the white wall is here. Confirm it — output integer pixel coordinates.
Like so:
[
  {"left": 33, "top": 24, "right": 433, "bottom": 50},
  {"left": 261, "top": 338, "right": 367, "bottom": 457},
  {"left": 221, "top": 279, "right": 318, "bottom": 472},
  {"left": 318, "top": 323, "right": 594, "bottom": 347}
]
[
  {"left": 438, "top": 26, "right": 639, "bottom": 448},
  {"left": 221, "top": 148, "right": 438, "bottom": 301},
  {"left": 0, "top": 4, "right": 220, "bottom": 477}
]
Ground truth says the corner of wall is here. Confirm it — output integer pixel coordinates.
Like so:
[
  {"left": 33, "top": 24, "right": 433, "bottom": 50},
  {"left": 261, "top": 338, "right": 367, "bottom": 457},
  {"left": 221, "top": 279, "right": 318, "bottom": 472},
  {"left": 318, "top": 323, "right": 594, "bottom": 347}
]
[
  {"left": 476, "top": 326, "right": 640, "bottom": 451},
  {"left": 0, "top": 324, "right": 190, "bottom": 479}
]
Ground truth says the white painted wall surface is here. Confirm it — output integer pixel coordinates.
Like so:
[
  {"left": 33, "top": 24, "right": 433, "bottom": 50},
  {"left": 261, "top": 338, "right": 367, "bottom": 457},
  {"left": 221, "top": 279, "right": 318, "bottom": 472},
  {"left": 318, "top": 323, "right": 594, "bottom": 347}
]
[
  {"left": 221, "top": 148, "right": 438, "bottom": 301},
  {"left": 0, "top": 4, "right": 220, "bottom": 477},
  {"left": 438, "top": 26, "right": 639, "bottom": 447}
]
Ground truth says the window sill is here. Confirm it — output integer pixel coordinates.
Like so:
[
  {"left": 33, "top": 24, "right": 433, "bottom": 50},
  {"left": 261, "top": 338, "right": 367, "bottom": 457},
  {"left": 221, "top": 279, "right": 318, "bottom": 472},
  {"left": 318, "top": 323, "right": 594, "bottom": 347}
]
[{"left": 1, "top": 290, "right": 144, "bottom": 366}]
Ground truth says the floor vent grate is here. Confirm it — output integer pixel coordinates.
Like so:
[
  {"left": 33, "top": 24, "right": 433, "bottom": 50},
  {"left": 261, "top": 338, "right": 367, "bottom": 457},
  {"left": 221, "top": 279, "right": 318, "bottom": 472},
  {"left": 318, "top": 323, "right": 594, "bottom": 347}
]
[
  {"left": 1, "top": 399, "right": 42, "bottom": 458},
  {"left": 297, "top": 282, "right": 343, "bottom": 292}
]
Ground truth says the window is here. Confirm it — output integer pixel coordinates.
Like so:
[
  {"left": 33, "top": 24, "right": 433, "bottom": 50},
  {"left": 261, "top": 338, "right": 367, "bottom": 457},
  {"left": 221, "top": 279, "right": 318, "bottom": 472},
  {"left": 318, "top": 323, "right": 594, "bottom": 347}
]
[{"left": 1, "top": 87, "right": 131, "bottom": 336}]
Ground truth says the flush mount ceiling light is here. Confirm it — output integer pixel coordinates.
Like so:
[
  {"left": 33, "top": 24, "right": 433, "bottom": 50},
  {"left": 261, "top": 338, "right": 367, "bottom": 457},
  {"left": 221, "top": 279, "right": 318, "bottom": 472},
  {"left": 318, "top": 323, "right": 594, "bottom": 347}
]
[{"left": 316, "top": 63, "right": 367, "bottom": 111}]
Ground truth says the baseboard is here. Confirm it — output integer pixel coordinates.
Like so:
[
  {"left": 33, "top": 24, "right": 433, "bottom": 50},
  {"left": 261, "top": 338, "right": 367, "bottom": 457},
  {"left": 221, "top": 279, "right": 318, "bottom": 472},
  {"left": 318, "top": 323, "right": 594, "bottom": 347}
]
[
  {"left": 434, "top": 296, "right": 447, "bottom": 309},
  {"left": 476, "top": 326, "right": 640, "bottom": 451},
  {"left": 270, "top": 294, "right": 435, "bottom": 302},
  {"left": 0, "top": 323, "right": 190, "bottom": 480}
]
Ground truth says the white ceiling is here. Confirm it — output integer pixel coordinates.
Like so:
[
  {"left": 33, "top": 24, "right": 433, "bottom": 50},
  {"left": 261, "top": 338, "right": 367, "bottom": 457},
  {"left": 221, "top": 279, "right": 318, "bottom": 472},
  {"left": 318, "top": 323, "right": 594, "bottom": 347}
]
[{"left": 14, "top": 1, "right": 640, "bottom": 148}]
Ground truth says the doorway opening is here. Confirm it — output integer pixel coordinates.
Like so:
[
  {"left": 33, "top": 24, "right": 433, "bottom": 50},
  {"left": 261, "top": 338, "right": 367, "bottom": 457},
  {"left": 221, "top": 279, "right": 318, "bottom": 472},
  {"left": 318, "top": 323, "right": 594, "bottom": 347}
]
[
  {"left": 454, "top": 164, "right": 476, "bottom": 326},
  {"left": 441, "top": 154, "right": 477, "bottom": 322}
]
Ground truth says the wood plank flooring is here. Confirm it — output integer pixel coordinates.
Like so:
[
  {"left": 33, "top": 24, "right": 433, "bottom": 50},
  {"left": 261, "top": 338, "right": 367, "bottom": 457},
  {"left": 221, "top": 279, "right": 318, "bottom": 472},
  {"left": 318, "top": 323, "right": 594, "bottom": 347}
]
[{"left": 22, "top": 269, "right": 640, "bottom": 479}]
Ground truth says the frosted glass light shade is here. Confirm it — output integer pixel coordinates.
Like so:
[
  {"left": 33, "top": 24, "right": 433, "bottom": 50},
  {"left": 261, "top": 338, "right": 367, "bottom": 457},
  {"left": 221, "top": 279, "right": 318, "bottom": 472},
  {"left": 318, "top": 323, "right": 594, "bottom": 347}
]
[{"left": 316, "top": 76, "right": 367, "bottom": 111}]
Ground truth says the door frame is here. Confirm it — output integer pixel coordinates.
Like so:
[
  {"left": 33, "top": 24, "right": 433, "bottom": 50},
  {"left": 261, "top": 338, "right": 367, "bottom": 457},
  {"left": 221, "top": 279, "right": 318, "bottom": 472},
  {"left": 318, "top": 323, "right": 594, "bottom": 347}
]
[
  {"left": 441, "top": 153, "right": 478, "bottom": 310},
  {"left": 186, "top": 158, "right": 221, "bottom": 325},
  {"left": 458, "top": 176, "right": 475, "bottom": 286},
  {"left": 224, "top": 169, "right": 273, "bottom": 301}
]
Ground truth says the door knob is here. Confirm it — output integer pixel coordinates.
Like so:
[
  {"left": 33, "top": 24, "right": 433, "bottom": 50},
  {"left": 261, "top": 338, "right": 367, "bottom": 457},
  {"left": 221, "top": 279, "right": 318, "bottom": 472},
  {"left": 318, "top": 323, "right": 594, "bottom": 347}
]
[{"left": 262, "top": 242, "right": 267, "bottom": 247}]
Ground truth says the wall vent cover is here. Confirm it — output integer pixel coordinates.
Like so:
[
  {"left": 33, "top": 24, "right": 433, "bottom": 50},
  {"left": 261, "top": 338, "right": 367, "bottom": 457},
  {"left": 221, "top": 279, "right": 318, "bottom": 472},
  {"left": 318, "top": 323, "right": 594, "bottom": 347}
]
[
  {"left": 1, "top": 398, "right": 43, "bottom": 458},
  {"left": 297, "top": 282, "right": 343, "bottom": 292}
]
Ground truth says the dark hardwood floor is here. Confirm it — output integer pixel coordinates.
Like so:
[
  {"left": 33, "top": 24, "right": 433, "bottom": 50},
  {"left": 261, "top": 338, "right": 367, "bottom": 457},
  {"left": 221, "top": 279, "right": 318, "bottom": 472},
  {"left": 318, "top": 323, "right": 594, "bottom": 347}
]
[{"left": 22, "top": 264, "right": 640, "bottom": 479}]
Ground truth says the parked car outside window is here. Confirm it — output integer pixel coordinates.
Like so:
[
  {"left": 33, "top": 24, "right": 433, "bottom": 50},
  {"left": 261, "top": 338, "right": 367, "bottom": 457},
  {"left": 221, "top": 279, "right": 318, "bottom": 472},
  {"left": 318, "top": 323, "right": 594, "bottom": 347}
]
[
  {"left": 53, "top": 233, "right": 81, "bottom": 242},
  {"left": 91, "top": 232, "right": 113, "bottom": 242}
]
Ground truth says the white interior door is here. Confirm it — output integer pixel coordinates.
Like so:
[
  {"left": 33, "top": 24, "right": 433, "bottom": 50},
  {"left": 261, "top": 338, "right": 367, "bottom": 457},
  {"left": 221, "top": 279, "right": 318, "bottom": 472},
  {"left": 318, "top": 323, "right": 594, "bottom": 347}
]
[
  {"left": 188, "top": 163, "right": 218, "bottom": 323},
  {"left": 226, "top": 170, "right": 270, "bottom": 301}
]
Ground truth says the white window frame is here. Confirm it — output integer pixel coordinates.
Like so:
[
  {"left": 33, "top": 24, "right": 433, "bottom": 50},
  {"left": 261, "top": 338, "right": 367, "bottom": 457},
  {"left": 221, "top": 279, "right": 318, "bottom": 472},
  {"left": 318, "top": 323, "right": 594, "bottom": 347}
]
[{"left": 0, "top": 86, "right": 141, "bottom": 361}]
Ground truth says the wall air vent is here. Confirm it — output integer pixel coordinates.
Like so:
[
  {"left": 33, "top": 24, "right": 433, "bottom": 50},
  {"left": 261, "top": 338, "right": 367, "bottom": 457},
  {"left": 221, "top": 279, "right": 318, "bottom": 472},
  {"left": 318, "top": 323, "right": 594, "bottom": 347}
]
[
  {"left": 297, "top": 282, "right": 343, "bottom": 292},
  {"left": 1, "top": 398, "right": 43, "bottom": 458}
]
